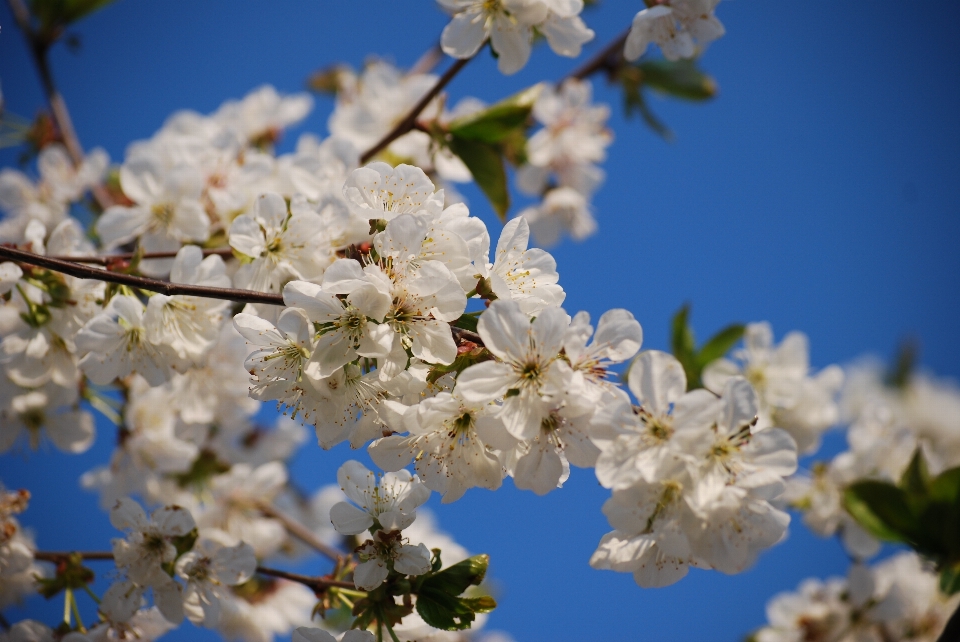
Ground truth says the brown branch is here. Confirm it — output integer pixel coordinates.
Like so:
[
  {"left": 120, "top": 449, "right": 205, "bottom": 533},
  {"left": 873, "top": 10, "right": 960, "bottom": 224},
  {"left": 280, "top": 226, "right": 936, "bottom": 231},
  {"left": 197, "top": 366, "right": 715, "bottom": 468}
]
[
  {"left": 568, "top": 28, "right": 630, "bottom": 81},
  {"left": 409, "top": 43, "right": 444, "bottom": 76},
  {"left": 257, "top": 502, "right": 344, "bottom": 563},
  {"left": 360, "top": 56, "right": 472, "bottom": 164},
  {"left": 7, "top": 0, "right": 113, "bottom": 211},
  {"left": 34, "top": 551, "right": 114, "bottom": 562},
  {"left": 45, "top": 247, "right": 236, "bottom": 266},
  {"left": 0, "top": 245, "right": 284, "bottom": 306},
  {"left": 256, "top": 566, "right": 356, "bottom": 591}
]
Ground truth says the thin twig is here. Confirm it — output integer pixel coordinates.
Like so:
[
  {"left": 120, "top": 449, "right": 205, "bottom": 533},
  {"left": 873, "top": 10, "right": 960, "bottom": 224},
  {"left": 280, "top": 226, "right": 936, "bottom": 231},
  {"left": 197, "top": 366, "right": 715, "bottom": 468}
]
[
  {"left": 256, "top": 566, "right": 356, "bottom": 591},
  {"left": 7, "top": 0, "right": 113, "bottom": 210},
  {"left": 360, "top": 56, "right": 471, "bottom": 164},
  {"left": 568, "top": 28, "right": 630, "bottom": 81},
  {"left": 256, "top": 502, "right": 344, "bottom": 563},
  {"left": 45, "top": 247, "right": 236, "bottom": 266},
  {"left": 34, "top": 551, "right": 114, "bottom": 561},
  {"left": 409, "top": 42, "right": 444, "bottom": 76},
  {"left": 0, "top": 245, "right": 284, "bottom": 306}
]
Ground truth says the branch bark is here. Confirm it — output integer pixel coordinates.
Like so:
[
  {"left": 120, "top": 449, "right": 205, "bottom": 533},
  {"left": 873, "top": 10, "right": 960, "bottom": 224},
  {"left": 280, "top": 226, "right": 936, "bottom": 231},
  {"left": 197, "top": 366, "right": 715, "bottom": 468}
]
[
  {"left": 34, "top": 551, "right": 115, "bottom": 562},
  {"left": 360, "top": 56, "right": 471, "bottom": 164},
  {"left": 256, "top": 501, "right": 344, "bottom": 563},
  {"left": 567, "top": 29, "right": 630, "bottom": 81},
  {"left": 44, "top": 247, "right": 236, "bottom": 266},
  {"left": 7, "top": 0, "right": 113, "bottom": 210},
  {"left": 0, "top": 245, "right": 284, "bottom": 306},
  {"left": 255, "top": 566, "right": 356, "bottom": 591}
]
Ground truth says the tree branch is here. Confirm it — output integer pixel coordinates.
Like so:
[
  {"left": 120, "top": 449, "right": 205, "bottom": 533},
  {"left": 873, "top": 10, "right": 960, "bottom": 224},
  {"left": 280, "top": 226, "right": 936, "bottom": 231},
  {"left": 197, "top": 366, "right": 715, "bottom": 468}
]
[
  {"left": 44, "top": 247, "right": 236, "bottom": 266},
  {"left": 255, "top": 566, "right": 356, "bottom": 591},
  {"left": 360, "top": 56, "right": 471, "bottom": 164},
  {"left": 0, "top": 245, "right": 284, "bottom": 306},
  {"left": 256, "top": 501, "right": 344, "bottom": 563},
  {"left": 34, "top": 551, "right": 114, "bottom": 562},
  {"left": 567, "top": 28, "right": 630, "bottom": 81},
  {"left": 7, "top": 0, "right": 113, "bottom": 210}
]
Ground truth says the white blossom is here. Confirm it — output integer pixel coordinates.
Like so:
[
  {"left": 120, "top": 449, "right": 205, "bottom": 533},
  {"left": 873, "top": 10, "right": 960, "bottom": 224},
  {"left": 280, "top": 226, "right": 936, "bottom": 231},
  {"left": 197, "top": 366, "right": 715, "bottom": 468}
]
[{"left": 329, "top": 460, "right": 430, "bottom": 535}]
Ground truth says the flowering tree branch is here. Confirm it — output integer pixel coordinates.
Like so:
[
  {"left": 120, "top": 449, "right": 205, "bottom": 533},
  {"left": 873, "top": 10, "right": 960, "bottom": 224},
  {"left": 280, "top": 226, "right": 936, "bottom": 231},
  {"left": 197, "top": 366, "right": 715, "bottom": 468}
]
[
  {"left": 6, "top": 0, "right": 114, "bottom": 211},
  {"left": 0, "top": 245, "right": 284, "bottom": 306},
  {"left": 360, "top": 56, "right": 471, "bottom": 163}
]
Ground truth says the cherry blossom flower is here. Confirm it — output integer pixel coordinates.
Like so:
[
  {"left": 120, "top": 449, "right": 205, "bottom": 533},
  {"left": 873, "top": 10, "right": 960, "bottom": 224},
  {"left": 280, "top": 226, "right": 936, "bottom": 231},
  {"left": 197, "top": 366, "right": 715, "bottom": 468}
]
[{"left": 329, "top": 460, "right": 430, "bottom": 535}]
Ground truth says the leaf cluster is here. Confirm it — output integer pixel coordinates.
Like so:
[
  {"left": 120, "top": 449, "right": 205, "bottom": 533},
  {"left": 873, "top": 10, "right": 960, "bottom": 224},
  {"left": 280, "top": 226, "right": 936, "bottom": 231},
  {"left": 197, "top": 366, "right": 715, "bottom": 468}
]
[
  {"left": 844, "top": 450, "right": 960, "bottom": 594},
  {"left": 670, "top": 304, "right": 744, "bottom": 390},
  {"left": 619, "top": 58, "right": 717, "bottom": 140},
  {"left": 35, "top": 553, "right": 94, "bottom": 599},
  {"left": 350, "top": 552, "right": 496, "bottom": 636}
]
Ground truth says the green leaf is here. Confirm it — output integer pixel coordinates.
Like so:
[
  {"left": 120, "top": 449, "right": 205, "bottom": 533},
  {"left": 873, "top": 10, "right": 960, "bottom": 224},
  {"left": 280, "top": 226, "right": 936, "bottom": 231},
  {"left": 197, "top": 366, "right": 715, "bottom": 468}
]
[
  {"left": 900, "top": 448, "right": 931, "bottom": 497},
  {"left": 30, "top": 0, "right": 118, "bottom": 31},
  {"left": 421, "top": 554, "right": 489, "bottom": 596},
  {"left": 452, "top": 313, "right": 479, "bottom": 333},
  {"left": 884, "top": 340, "right": 918, "bottom": 389},
  {"left": 414, "top": 554, "right": 493, "bottom": 630},
  {"left": 619, "top": 72, "right": 673, "bottom": 141},
  {"left": 670, "top": 304, "right": 697, "bottom": 387},
  {"left": 940, "top": 563, "right": 960, "bottom": 595},
  {"left": 637, "top": 59, "right": 718, "bottom": 101},
  {"left": 843, "top": 481, "right": 918, "bottom": 543},
  {"left": 448, "top": 136, "right": 509, "bottom": 221},
  {"left": 695, "top": 324, "right": 745, "bottom": 368},
  {"left": 930, "top": 466, "right": 960, "bottom": 504},
  {"left": 448, "top": 85, "right": 541, "bottom": 144},
  {"left": 929, "top": 466, "right": 960, "bottom": 558}
]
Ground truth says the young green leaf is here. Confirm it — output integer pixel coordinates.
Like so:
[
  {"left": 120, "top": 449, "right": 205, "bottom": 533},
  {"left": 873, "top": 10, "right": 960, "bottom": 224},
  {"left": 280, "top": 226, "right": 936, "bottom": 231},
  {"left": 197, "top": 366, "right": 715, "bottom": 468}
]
[
  {"left": 448, "top": 136, "right": 509, "bottom": 221},
  {"left": 696, "top": 323, "right": 745, "bottom": 369},
  {"left": 843, "top": 481, "right": 918, "bottom": 543},
  {"left": 940, "top": 563, "right": 960, "bottom": 595},
  {"left": 636, "top": 59, "right": 718, "bottom": 102},
  {"left": 900, "top": 448, "right": 931, "bottom": 498},
  {"left": 448, "top": 85, "right": 541, "bottom": 144},
  {"left": 670, "top": 304, "right": 697, "bottom": 388},
  {"left": 414, "top": 555, "right": 494, "bottom": 631}
]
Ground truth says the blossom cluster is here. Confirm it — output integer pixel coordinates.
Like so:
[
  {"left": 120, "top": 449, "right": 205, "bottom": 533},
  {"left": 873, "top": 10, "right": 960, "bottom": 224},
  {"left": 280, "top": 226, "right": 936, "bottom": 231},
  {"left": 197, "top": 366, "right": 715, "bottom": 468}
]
[
  {"left": 753, "top": 552, "right": 959, "bottom": 642},
  {"left": 784, "top": 357, "right": 960, "bottom": 560},
  {"left": 0, "top": 1, "right": 955, "bottom": 635},
  {"left": 439, "top": 0, "right": 594, "bottom": 75}
]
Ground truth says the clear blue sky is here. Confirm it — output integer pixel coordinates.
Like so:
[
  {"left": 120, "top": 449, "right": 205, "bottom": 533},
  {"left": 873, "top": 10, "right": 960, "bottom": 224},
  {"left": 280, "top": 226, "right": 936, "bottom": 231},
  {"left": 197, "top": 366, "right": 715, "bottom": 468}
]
[{"left": 2, "top": 1, "right": 959, "bottom": 640}]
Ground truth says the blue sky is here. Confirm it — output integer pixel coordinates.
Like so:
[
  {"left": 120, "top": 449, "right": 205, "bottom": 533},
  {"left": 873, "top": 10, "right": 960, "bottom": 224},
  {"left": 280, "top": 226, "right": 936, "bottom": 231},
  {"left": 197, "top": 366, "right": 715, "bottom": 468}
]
[{"left": 2, "top": 1, "right": 959, "bottom": 640}]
